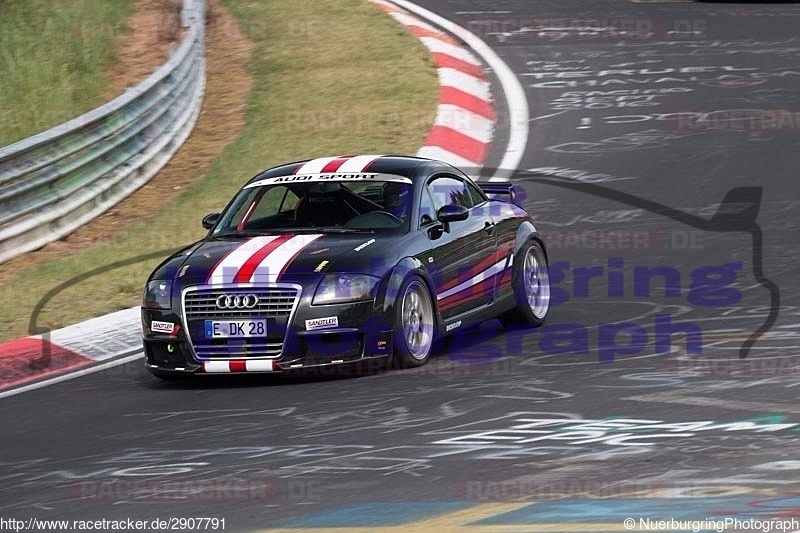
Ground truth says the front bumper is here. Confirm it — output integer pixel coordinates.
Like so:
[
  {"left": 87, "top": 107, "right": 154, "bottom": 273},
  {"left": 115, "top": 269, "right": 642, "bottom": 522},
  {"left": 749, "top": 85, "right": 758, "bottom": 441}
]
[{"left": 142, "top": 297, "right": 394, "bottom": 376}]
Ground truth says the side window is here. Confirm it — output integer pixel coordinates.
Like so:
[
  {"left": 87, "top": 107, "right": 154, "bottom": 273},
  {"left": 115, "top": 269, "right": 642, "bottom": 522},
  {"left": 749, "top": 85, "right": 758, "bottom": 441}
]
[
  {"left": 466, "top": 180, "right": 486, "bottom": 206},
  {"left": 427, "top": 176, "right": 473, "bottom": 210},
  {"left": 418, "top": 187, "right": 436, "bottom": 226}
]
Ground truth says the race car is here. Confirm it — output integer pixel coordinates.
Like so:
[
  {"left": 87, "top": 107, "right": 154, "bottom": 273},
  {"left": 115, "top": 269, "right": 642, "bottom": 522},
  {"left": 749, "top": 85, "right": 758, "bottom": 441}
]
[{"left": 141, "top": 155, "right": 550, "bottom": 379}]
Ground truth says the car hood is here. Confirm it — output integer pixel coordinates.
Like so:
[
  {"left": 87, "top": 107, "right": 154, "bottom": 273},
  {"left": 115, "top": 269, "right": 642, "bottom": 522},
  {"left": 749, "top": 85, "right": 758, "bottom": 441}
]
[{"left": 151, "top": 232, "right": 400, "bottom": 286}]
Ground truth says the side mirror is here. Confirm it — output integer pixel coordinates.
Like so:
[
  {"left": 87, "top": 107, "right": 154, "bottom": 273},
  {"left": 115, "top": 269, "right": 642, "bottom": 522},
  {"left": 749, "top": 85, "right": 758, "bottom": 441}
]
[
  {"left": 437, "top": 204, "right": 469, "bottom": 223},
  {"left": 201, "top": 212, "right": 221, "bottom": 230}
]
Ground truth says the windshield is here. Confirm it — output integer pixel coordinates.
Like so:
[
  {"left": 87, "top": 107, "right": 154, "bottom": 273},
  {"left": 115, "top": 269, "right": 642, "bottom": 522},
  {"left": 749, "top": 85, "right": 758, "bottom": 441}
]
[{"left": 212, "top": 179, "right": 413, "bottom": 234}]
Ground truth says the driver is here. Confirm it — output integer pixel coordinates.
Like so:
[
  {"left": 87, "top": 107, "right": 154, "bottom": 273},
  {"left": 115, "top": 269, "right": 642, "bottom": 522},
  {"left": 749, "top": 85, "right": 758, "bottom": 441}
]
[{"left": 382, "top": 181, "right": 411, "bottom": 219}]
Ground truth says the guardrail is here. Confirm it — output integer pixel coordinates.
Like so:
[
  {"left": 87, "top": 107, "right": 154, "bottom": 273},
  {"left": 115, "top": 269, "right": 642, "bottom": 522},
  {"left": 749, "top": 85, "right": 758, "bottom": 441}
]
[{"left": 0, "top": 0, "right": 206, "bottom": 264}]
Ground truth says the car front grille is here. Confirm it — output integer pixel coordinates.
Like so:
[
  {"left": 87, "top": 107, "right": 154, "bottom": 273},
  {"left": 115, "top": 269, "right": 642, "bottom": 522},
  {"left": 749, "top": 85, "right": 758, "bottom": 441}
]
[{"left": 183, "top": 285, "right": 300, "bottom": 359}]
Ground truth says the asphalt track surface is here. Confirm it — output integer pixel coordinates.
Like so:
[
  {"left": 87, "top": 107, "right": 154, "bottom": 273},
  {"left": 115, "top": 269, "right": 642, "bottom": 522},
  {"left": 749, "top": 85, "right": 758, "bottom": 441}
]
[{"left": 2, "top": 1, "right": 800, "bottom": 531}]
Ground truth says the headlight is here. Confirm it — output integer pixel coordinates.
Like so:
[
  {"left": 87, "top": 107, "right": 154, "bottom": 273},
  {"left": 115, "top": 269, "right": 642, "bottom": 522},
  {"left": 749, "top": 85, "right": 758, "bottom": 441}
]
[
  {"left": 313, "top": 274, "right": 379, "bottom": 305},
  {"left": 143, "top": 280, "right": 172, "bottom": 309}
]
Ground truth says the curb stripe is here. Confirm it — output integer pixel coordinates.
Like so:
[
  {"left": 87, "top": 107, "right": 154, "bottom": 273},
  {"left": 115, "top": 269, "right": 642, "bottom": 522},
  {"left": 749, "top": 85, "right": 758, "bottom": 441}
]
[
  {"left": 0, "top": 352, "right": 141, "bottom": 400},
  {"left": 440, "top": 86, "right": 496, "bottom": 120},
  {"left": 438, "top": 68, "right": 491, "bottom": 101},
  {"left": 433, "top": 104, "right": 494, "bottom": 144},
  {"left": 406, "top": 23, "right": 458, "bottom": 45},
  {"left": 373, "top": 0, "right": 495, "bottom": 175},
  {"left": 420, "top": 37, "right": 483, "bottom": 67},
  {"left": 431, "top": 52, "right": 485, "bottom": 78},
  {"left": 387, "top": 0, "right": 529, "bottom": 181},
  {"left": 424, "top": 125, "right": 489, "bottom": 163},
  {"left": 0, "top": 338, "right": 93, "bottom": 391}
]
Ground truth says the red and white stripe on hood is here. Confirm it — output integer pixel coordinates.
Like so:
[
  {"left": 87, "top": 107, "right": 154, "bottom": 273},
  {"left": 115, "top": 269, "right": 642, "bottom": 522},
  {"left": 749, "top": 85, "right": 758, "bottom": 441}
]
[{"left": 206, "top": 234, "right": 324, "bottom": 285}]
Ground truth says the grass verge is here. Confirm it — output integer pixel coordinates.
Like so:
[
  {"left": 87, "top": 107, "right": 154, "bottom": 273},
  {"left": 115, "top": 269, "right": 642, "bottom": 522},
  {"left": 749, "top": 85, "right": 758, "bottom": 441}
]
[
  {"left": 0, "top": 0, "right": 438, "bottom": 341},
  {"left": 0, "top": 0, "right": 133, "bottom": 147}
]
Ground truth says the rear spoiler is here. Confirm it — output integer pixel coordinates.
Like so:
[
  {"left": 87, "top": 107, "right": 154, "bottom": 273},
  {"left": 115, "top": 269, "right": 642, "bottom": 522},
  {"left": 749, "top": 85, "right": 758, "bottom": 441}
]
[{"left": 479, "top": 181, "right": 522, "bottom": 206}]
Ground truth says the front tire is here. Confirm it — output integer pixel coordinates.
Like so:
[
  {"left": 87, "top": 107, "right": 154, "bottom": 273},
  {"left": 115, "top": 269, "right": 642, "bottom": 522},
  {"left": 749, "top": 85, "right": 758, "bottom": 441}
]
[
  {"left": 392, "top": 275, "right": 435, "bottom": 368},
  {"left": 501, "top": 239, "right": 550, "bottom": 327}
]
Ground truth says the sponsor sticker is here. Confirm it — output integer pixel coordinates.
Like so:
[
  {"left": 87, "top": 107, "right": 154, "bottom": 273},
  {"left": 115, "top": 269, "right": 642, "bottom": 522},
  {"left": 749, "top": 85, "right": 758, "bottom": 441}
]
[
  {"left": 305, "top": 316, "right": 339, "bottom": 331},
  {"left": 446, "top": 320, "right": 462, "bottom": 332},
  {"left": 314, "top": 260, "right": 329, "bottom": 272},
  {"left": 245, "top": 173, "right": 412, "bottom": 188},
  {"left": 151, "top": 320, "right": 175, "bottom": 334},
  {"left": 354, "top": 238, "right": 376, "bottom": 252}
]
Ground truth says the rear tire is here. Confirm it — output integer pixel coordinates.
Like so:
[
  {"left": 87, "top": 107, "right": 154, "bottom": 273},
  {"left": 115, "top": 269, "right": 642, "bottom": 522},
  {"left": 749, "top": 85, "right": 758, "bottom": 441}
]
[
  {"left": 392, "top": 275, "right": 436, "bottom": 368},
  {"left": 500, "top": 239, "right": 550, "bottom": 327}
]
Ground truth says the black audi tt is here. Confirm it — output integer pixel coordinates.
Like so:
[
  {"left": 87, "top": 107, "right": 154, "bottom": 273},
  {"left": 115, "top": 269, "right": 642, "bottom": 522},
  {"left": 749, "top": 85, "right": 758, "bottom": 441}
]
[{"left": 141, "top": 155, "right": 550, "bottom": 379}]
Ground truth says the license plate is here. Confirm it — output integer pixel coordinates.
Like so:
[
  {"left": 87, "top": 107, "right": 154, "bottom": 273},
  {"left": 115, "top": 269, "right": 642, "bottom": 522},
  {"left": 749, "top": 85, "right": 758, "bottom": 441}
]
[{"left": 204, "top": 319, "right": 267, "bottom": 338}]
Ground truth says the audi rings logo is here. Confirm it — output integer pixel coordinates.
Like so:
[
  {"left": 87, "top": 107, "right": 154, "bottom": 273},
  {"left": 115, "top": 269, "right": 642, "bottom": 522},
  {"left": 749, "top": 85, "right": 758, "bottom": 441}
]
[{"left": 216, "top": 294, "right": 259, "bottom": 309}]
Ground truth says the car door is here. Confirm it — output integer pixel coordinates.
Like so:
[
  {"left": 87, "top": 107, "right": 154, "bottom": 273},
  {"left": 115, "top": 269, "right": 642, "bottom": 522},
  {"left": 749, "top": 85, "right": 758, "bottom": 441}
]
[{"left": 421, "top": 174, "right": 498, "bottom": 319}]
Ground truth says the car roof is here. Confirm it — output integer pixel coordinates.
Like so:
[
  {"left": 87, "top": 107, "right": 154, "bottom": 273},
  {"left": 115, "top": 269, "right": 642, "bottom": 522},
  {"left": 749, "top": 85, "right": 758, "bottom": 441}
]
[{"left": 244, "top": 155, "right": 468, "bottom": 187}]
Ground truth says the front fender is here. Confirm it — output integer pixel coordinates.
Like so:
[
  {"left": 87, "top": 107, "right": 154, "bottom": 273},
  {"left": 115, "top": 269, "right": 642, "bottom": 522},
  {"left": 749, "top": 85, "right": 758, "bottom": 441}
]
[{"left": 373, "top": 256, "right": 444, "bottom": 333}]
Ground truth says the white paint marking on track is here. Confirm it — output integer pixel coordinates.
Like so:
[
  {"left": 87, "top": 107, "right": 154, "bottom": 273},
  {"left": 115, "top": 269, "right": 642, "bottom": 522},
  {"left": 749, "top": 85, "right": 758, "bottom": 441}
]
[{"left": 0, "top": 352, "right": 142, "bottom": 400}]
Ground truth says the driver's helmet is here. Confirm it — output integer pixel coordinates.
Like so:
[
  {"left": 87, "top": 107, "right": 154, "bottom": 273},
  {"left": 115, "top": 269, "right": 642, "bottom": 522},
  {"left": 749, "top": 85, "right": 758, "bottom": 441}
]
[{"left": 382, "top": 182, "right": 411, "bottom": 218}]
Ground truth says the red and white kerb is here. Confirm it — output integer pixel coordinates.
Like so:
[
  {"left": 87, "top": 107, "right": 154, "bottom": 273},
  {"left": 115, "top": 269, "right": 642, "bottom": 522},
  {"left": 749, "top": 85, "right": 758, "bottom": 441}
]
[{"left": 207, "top": 234, "right": 324, "bottom": 285}]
